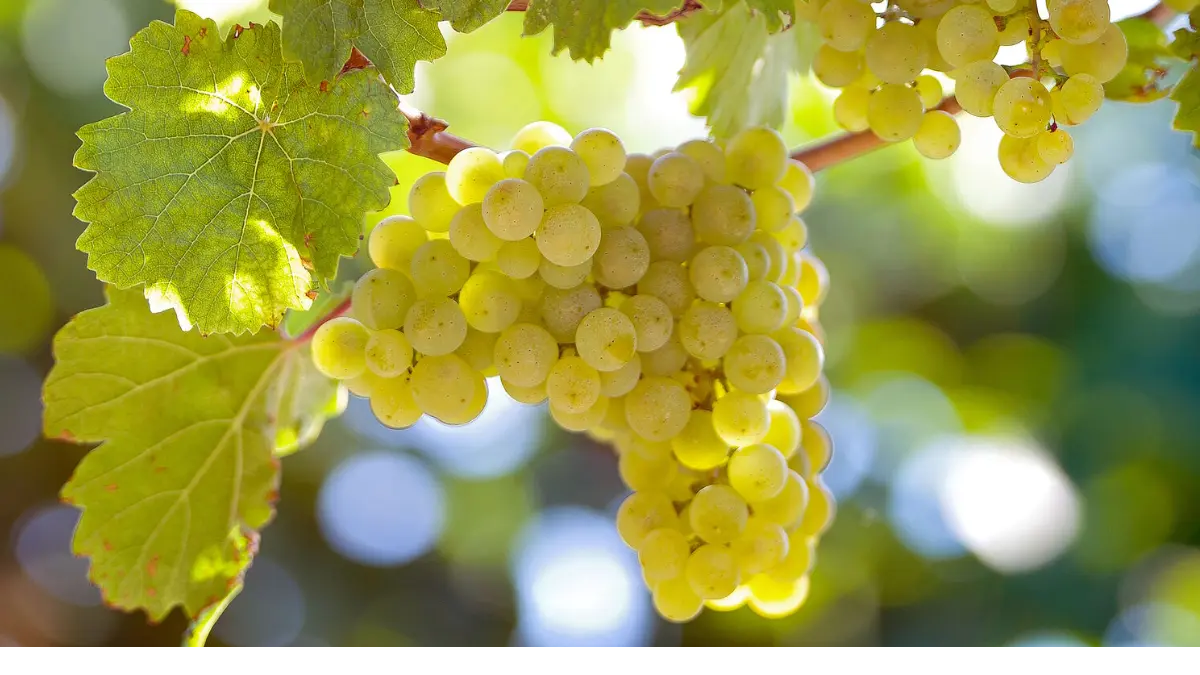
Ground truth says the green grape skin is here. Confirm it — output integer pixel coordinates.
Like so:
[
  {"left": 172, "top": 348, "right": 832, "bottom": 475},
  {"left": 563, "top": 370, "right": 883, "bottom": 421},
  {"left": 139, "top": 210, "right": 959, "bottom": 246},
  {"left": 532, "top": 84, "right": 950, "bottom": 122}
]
[
  {"left": 536, "top": 204, "right": 602, "bottom": 267},
  {"left": 987, "top": 0, "right": 1018, "bottom": 12},
  {"left": 510, "top": 120, "right": 572, "bottom": 155},
  {"left": 998, "top": 133, "right": 1054, "bottom": 183},
  {"left": 538, "top": 258, "right": 592, "bottom": 290},
  {"left": 619, "top": 447, "right": 675, "bottom": 492},
  {"left": 731, "top": 519, "right": 790, "bottom": 576},
  {"left": 620, "top": 293, "right": 674, "bottom": 353},
  {"left": 501, "top": 150, "right": 530, "bottom": 178},
  {"left": 546, "top": 355, "right": 602, "bottom": 414},
  {"left": 723, "top": 334, "right": 786, "bottom": 394},
  {"left": 581, "top": 173, "right": 640, "bottom": 226},
  {"left": 593, "top": 226, "right": 650, "bottom": 289},
  {"left": 712, "top": 389, "right": 771, "bottom": 447},
  {"left": 1037, "top": 128, "right": 1074, "bottom": 165},
  {"left": 865, "top": 21, "right": 928, "bottom": 84},
  {"left": 762, "top": 399, "right": 803, "bottom": 459},
  {"left": 410, "top": 239, "right": 470, "bottom": 297},
  {"left": 550, "top": 394, "right": 610, "bottom": 432},
  {"left": 1047, "top": 0, "right": 1110, "bottom": 46},
  {"left": 345, "top": 369, "right": 386, "bottom": 398},
  {"left": 455, "top": 328, "right": 498, "bottom": 375},
  {"left": 639, "top": 528, "right": 691, "bottom": 583},
  {"left": 369, "top": 372, "right": 422, "bottom": 429},
  {"left": 368, "top": 215, "right": 427, "bottom": 271},
  {"left": 409, "top": 353, "right": 484, "bottom": 425},
  {"left": 458, "top": 270, "right": 522, "bottom": 333},
  {"left": 689, "top": 246, "right": 749, "bottom": 304},
  {"left": 671, "top": 409, "right": 732, "bottom": 471},
  {"left": 408, "top": 172, "right": 459, "bottom": 233},
  {"left": 765, "top": 530, "right": 815, "bottom": 582},
  {"left": 724, "top": 127, "right": 788, "bottom": 190},
  {"left": 540, "top": 283, "right": 602, "bottom": 342},
  {"left": 691, "top": 184, "right": 756, "bottom": 245},
  {"left": 502, "top": 378, "right": 548, "bottom": 405},
  {"left": 600, "top": 353, "right": 642, "bottom": 397},
  {"left": 777, "top": 160, "right": 815, "bottom": 213},
  {"left": 833, "top": 86, "right": 872, "bottom": 132},
  {"left": 780, "top": 284, "right": 803, "bottom": 327},
  {"left": 647, "top": 152, "right": 705, "bottom": 207},
  {"left": 575, "top": 307, "right": 638, "bottom": 372},
  {"left": 653, "top": 576, "right": 704, "bottom": 623},
  {"left": 495, "top": 323, "right": 559, "bottom": 387},
  {"left": 364, "top": 329, "right": 413, "bottom": 378},
  {"left": 796, "top": 251, "right": 830, "bottom": 307},
  {"left": 915, "top": 74, "right": 944, "bottom": 109},
  {"left": 404, "top": 297, "right": 468, "bottom": 356},
  {"left": 449, "top": 203, "right": 503, "bottom": 262},
  {"left": 312, "top": 316, "right": 370, "bottom": 380},
  {"left": 679, "top": 301, "right": 738, "bottom": 360},
  {"left": 525, "top": 146, "right": 590, "bottom": 206},
  {"left": 913, "top": 110, "right": 962, "bottom": 160},
  {"left": 868, "top": 84, "right": 924, "bottom": 142},
  {"left": 817, "top": 0, "right": 876, "bottom": 52},
  {"left": 1059, "top": 23, "right": 1128, "bottom": 83},
  {"left": 624, "top": 153, "right": 658, "bottom": 211},
  {"left": 993, "top": 78, "right": 1053, "bottom": 139},
  {"left": 728, "top": 443, "right": 789, "bottom": 502},
  {"left": 445, "top": 147, "right": 506, "bottom": 205},
  {"left": 800, "top": 419, "right": 834, "bottom": 475},
  {"left": 774, "top": 325, "right": 826, "bottom": 394},
  {"left": 779, "top": 374, "right": 830, "bottom": 420},
  {"left": 813, "top": 44, "right": 864, "bottom": 87},
  {"left": 638, "top": 261, "right": 697, "bottom": 317},
  {"left": 571, "top": 127, "right": 627, "bottom": 186},
  {"left": 797, "top": 477, "right": 836, "bottom": 537},
  {"left": 496, "top": 238, "right": 542, "bottom": 279},
  {"left": 690, "top": 484, "right": 749, "bottom": 544},
  {"left": 751, "top": 470, "right": 810, "bottom": 530},
  {"left": 677, "top": 139, "right": 727, "bottom": 183},
  {"left": 749, "top": 231, "right": 786, "bottom": 282},
  {"left": 352, "top": 268, "right": 416, "bottom": 331},
  {"left": 637, "top": 208, "right": 696, "bottom": 263},
  {"left": 771, "top": 215, "right": 808, "bottom": 255},
  {"left": 998, "top": 14, "right": 1029, "bottom": 47},
  {"left": 1052, "top": 74, "right": 1104, "bottom": 125},
  {"left": 750, "top": 186, "right": 794, "bottom": 234},
  {"left": 616, "top": 491, "right": 679, "bottom": 549},
  {"left": 482, "top": 178, "right": 545, "bottom": 241},
  {"left": 731, "top": 280, "right": 788, "bottom": 335},
  {"left": 736, "top": 241, "right": 771, "bottom": 282},
  {"left": 936, "top": 5, "right": 1000, "bottom": 68},
  {"left": 951, "top": 60, "right": 1008, "bottom": 117},
  {"left": 685, "top": 544, "right": 741, "bottom": 600},
  {"left": 625, "top": 376, "right": 693, "bottom": 442}
]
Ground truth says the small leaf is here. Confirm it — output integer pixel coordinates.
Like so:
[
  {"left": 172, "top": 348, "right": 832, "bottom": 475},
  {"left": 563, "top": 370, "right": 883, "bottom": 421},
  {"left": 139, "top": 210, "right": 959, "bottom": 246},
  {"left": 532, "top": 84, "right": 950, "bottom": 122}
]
[
  {"left": 423, "top": 0, "right": 511, "bottom": 33},
  {"left": 44, "top": 287, "right": 338, "bottom": 620},
  {"left": 1106, "top": 18, "right": 1176, "bottom": 102},
  {"left": 522, "top": 0, "right": 687, "bottom": 62},
  {"left": 1170, "top": 63, "right": 1200, "bottom": 146},
  {"left": 742, "top": 0, "right": 795, "bottom": 32}
]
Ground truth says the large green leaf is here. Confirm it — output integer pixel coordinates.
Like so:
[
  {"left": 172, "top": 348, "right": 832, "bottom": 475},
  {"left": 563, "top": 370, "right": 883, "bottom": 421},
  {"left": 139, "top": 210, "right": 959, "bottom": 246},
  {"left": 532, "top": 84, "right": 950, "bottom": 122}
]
[
  {"left": 269, "top": 0, "right": 447, "bottom": 92},
  {"left": 424, "top": 0, "right": 511, "bottom": 33},
  {"left": 1172, "top": 64, "right": 1200, "bottom": 146},
  {"left": 73, "top": 11, "right": 407, "bottom": 335},
  {"left": 522, "top": 0, "right": 686, "bottom": 62},
  {"left": 43, "top": 288, "right": 340, "bottom": 621},
  {"left": 1105, "top": 18, "right": 1175, "bottom": 103}
]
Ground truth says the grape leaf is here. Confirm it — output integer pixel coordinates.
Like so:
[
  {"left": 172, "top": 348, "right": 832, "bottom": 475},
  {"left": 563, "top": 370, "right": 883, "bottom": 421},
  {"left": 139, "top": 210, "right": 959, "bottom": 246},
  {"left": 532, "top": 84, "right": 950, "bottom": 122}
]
[
  {"left": 675, "top": 1, "right": 815, "bottom": 139},
  {"left": 741, "top": 0, "right": 795, "bottom": 32},
  {"left": 522, "top": 0, "right": 687, "bottom": 62},
  {"left": 1106, "top": 18, "right": 1174, "bottom": 103},
  {"left": 43, "top": 287, "right": 339, "bottom": 621},
  {"left": 1171, "top": 64, "right": 1200, "bottom": 147},
  {"left": 423, "top": 0, "right": 511, "bottom": 33},
  {"left": 73, "top": 11, "right": 407, "bottom": 335},
  {"left": 269, "top": 0, "right": 447, "bottom": 92}
]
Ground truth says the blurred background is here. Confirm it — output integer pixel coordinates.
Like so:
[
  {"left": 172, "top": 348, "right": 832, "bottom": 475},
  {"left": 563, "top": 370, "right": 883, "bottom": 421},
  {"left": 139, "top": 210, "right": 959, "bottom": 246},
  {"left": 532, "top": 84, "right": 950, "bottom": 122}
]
[{"left": 2, "top": 0, "right": 1200, "bottom": 647}]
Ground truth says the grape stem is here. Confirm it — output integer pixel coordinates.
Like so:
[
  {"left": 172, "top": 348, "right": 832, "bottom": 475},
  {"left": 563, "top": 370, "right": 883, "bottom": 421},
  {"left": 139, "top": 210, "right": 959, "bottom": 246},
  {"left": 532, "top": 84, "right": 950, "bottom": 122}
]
[{"left": 294, "top": 298, "right": 352, "bottom": 342}]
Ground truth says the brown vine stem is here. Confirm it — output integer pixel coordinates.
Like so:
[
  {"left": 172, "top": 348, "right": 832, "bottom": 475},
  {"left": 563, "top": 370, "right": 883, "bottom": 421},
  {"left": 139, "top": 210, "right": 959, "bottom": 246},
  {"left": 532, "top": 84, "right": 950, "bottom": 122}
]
[{"left": 503, "top": 0, "right": 706, "bottom": 26}]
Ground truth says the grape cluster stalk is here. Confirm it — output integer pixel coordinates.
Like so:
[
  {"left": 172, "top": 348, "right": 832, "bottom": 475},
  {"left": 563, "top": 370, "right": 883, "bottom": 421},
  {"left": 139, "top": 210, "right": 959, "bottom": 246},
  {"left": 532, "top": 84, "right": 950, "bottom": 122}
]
[{"left": 309, "top": 121, "right": 836, "bottom": 622}]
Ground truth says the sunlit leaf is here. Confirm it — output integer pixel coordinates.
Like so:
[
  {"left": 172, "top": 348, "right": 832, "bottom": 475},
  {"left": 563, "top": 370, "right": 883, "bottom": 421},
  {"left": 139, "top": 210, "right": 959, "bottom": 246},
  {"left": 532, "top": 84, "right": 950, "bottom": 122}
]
[
  {"left": 424, "top": 0, "right": 511, "bottom": 33},
  {"left": 522, "top": 0, "right": 687, "bottom": 62}
]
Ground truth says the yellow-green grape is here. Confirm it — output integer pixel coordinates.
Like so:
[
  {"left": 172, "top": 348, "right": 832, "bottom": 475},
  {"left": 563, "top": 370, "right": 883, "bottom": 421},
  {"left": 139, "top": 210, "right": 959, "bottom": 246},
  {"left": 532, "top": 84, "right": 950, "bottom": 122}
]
[
  {"left": 690, "top": 246, "right": 749, "bottom": 303},
  {"left": 496, "top": 238, "right": 542, "bottom": 279},
  {"left": 621, "top": 294, "right": 674, "bottom": 353},
  {"left": 800, "top": 419, "right": 833, "bottom": 475},
  {"left": 677, "top": 139, "right": 727, "bottom": 183},
  {"left": 685, "top": 544, "right": 740, "bottom": 600},
  {"left": 1052, "top": 74, "right": 1104, "bottom": 125},
  {"left": 616, "top": 491, "right": 679, "bottom": 548},
  {"left": 637, "top": 208, "right": 696, "bottom": 263},
  {"left": 865, "top": 21, "right": 929, "bottom": 84},
  {"left": 1059, "top": 23, "right": 1128, "bottom": 83},
  {"left": 771, "top": 216, "right": 808, "bottom": 255},
  {"left": 352, "top": 268, "right": 416, "bottom": 330},
  {"left": 732, "top": 280, "right": 788, "bottom": 335},
  {"left": 987, "top": 0, "right": 1019, "bottom": 12},
  {"left": 546, "top": 355, "right": 602, "bottom": 413},
  {"left": 653, "top": 577, "right": 704, "bottom": 623},
  {"left": 993, "top": 78, "right": 1052, "bottom": 139},
  {"left": 458, "top": 270, "right": 521, "bottom": 333},
  {"left": 482, "top": 178, "right": 544, "bottom": 241},
  {"left": 570, "top": 128, "right": 626, "bottom": 186},
  {"left": 639, "top": 528, "right": 691, "bottom": 583},
  {"left": 777, "top": 253, "right": 800, "bottom": 288},
  {"left": 751, "top": 470, "right": 810, "bottom": 529},
  {"left": 951, "top": 59, "right": 1009, "bottom": 117},
  {"left": 345, "top": 370, "right": 385, "bottom": 398},
  {"left": 774, "top": 326, "right": 825, "bottom": 394},
  {"left": 936, "top": 5, "right": 999, "bottom": 68},
  {"left": 1037, "top": 128, "right": 1074, "bottom": 165},
  {"left": 404, "top": 297, "right": 467, "bottom": 356},
  {"left": 669, "top": 469, "right": 702, "bottom": 504},
  {"left": 525, "top": 146, "right": 590, "bottom": 206},
  {"left": 998, "top": 133, "right": 1054, "bottom": 183},
  {"left": 913, "top": 110, "right": 961, "bottom": 160},
  {"left": 501, "top": 150, "right": 530, "bottom": 178},
  {"left": 998, "top": 14, "right": 1029, "bottom": 46},
  {"left": 510, "top": 120, "right": 572, "bottom": 155},
  {"left": 671, "top": 409, "right": 731, "bottom": 470},
  {"left": 750, "top": 231, "right": 786, "bottom": 282},
  {"left": 712, "top": 389, "right": 770, "bottom": 446},
  {"left": 796, "top": 252, "right": 830, "bottom": 307},
  {"left": 599, "top": 395, "right": 629, "bottom": 435},
  {"left": 833, "top": 86, "right": 872, "bottom": 132},
  {"left": 624, "top": 153, "right": 657, "bottom": 209},
  {"left": 576, "top": 307, "right": 638, "bottom": 372},
  {"left": 747, "top": 573, "right": 808, "bottom": 615},
  {"left": 638, "top": 333, "right": 686, "bottom": 375},
  {"left": 550, "top": 394, "right": 610, "bottom": 432},
  {"left": 639, "top": 260, "right": 696, "bottom": 316},
  {"left": 647, "top": 152, "right": 704, "bottom": 207},
  {"left": 537, "top": 204, "right": 601, "bottom": 266},
  {"left": 724, "top": 126, "right": 788, "bottom": 190},
  {"left": 913, "top": 10, "right": 955, "bottom": 70},
  {"left": 762, "top": 400, "right": 802, "bottom": 459},
  {"left": 593, "top": 226, "right": 650, "bottom": 289},
  {"left": 724, "top": 334, "right": 786, "bottom": 394},
  {"left": 780, "top": 285, "right": 803, "bottom": 328},
  {"left": 409, "top": 353, "right": 485, "bottom": 425},
  {"left": 691, "top": 184, "right": 756, "bottom": 245},
  {"left": 915, "top": 74, "right": 944, "bottom": 109},
  {"left": 600, "top": 354, "right": 642, "bottom": 397},
  {"left": 369, "top": 373, "right": 422, "bottom": 429},
  {"left": 364, "top": 329, "right": 413, "bottom": 378},
  {"left": 456, "top": 328, "right": 498, "bottom": 375},
  {"left": 731, "top": 519, "right": 789, "bottom": 576},
  {"left": 817, "top": 0, "right": 876, "bottom": 52},
  {"left": 449, "top": 203, "right": 503, "bottom": 262},
  {"left": 751, "top": 186, "right": 795, "bottom": 234},
  {"left": 408, "top": 172, "right": 458, "bottom": 233},
  {"left": 1048, "top": 0, "right": 1109, "bottom": 45},
  {"left": 625, "top": 376, "right": 692, "bottom": 441},
  {"left": 502, "top": 378, "right": 547, "bottom": 405},
  {"left": 728, "top": 443, "right": 789, "bottom": 502},
  {"left": 690, "top": 484, "right": 749, "bottom": 544},
  {"left": 445, "top": 147, "right": 505, "bottom": 205},
  {"left": 868, "top": 84, "right": 924, "bottom": 142},
  {"left": 411, "top": 239, "right": 470, "bottom": 297},
  {"left": 779, "top": 375, "right": 830, "bottom": 420},
  {"left": 539, "top": 258, "right": 592, "bottom": 290},
  {"left": 736, "top": 241, "right": 771, "bottom": 282},
  {"left": 766, "top": 531, "right": 814, "bottom": 581},
  {"left": 797, "top": 478, "right": 835, "bottom": 536},
  {"left": 541, "top": 284, "right": 601, "bottom": 342},
  {"left": 679, "top": 301, "right": 738, "bottom": 360},
  {"left": 619, "top": 447, "right": 675, "bottom": 492},
  {"left": 581, "top": 173, "right": 640, "bottom": 226},
  {"left": 813, "top": 44, "right": 864, "bottom": 87},
  {"left": 368, "top": 215, "right": 427, "bottom": 271},
  {"left": 312, "top": 317, "right": 370, "bottom": 379},
  {"left": 777, "top": 160, "right": 815, "bottom": 214}
]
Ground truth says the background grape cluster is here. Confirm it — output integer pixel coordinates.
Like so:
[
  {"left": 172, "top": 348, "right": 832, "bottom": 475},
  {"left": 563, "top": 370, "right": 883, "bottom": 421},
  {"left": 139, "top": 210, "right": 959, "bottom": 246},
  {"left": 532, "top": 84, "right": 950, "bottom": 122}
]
[{"left": 308, "top": 121, "right": 836, "bottom": 622}]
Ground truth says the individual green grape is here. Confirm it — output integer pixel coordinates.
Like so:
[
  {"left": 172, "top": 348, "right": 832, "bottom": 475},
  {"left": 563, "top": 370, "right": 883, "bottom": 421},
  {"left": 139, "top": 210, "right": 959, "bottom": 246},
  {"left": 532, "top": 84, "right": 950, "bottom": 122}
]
[
  {"left": 653, "top": 576, "right": 704, "bottom": 623},
  {"left": 1059, "top": 23, "right": 1128, "bottom": 83},
  {"left": 951, "top": 59, "right": 1008, "bottom": 117},
  {"left": 833, "top": 86, "right": 872, "bottom": 132},
  {"left": 800, "top": 419, "right": 833, "bottom": 475},
  {"left": 581, "top": 173, "right": 640, "bottom": 226},
  {"left": 619, "top": 446, "right": 675, "bottom": 492},
  {"left": 712, "top": 389, "right": 770, "bottom": 446},
  {"left": 728, "top": 443, "right": 789, "bottom": 502},
  {"left": 621, "top": 294, "right": 674, "bottom": 353},
  {"left": 599, "top": 395, "right": 629, "bottom": 435},
  {"left": 495, "top": 323, "right": 559, "bottom": 387},
  {"left": 546, "top": 355, "right": 602, "bottom": 413},
  {"left": 993, "top": 78, "right": 1052, "bottom": 139},
  {"left": 912, "top": 8, "right": 955, "bottom": 70},
  {"left": 1037, "top": 128, "right": 1074, "bottom": 165},
  {"left": 616, "top": 491, "right": 679, "bottom": 548},
  {"left": 736, "top": 241, "right": 771, "bottom": 282},
  {"left": 690, "top": 484, "right": 749, "bottom": 544},
  {"left": 411, "top": 239, "right": 470, "bottom": 297},
  {"left": 685, "top": 544, "right": 740, "bottom": 600},
  {"left": 914, "top": 110, "right": 962, "bottom": 160},
  {"left": 456, "top": 328, "right": 498, "bottom": 375},
  {"left": 690, "top": 246, "right": 749, "bottom": 304},
  {"left": 637, "top": 208, "right": 696, "bottom": 262},
  {"left": 458, "top": 270, "right": 521, "bottom": 333},
  {"left": 771, "top": 216, "right": 808, "bottom": 256},
  {"left": 409, "top": 172, "right": 459, "bottom": 233},
  {"left": 813, "top": 44, "right": 863, "bottom": 88},
  {"left": 352, "top": 268, "right": 416, "bottom": 330},
  {"left": 482, "top": 178, "right": 545, "bottom": 241},
  {"left": 762, "top": 399, "right": 803, "bottom": 459},
  {"left": 525, "top": 146, "right": 590, "bottom": 206},
  {"left": 409, "top": 353, "right": 484, "bottom": 425},
  {"left": 750, "top": 186, "right": 794, "bottom": 234},
  {"left": 539, "top": 258, "right": 592, "bottom": 290},
  {"left": 625, "top": 376, "right": 693, "bottom": 441},
  {"left": 865, "top": 21, "right": 928, "bottom": 84},
  {"left": 679, "top": 301, "right": 738, "bottom": 360},
  {"left": 576, "top": 307, "right": 638, "bottom": 372},
  {"left": 638, "top": 261, "right": 697, "bottom": 316},
  {"left": 777, "top": 160, "right": 815, "bottom": 214},
  {"left": 449, "top": 203, "right": 503, "bottom": 262},
  {"left": 1048, "top": 0, "right": 1109, "bottom": 45},
  {"left": 936, "top": 5, "right": 1000, "bottom": 68},
  {"left": 778, "top": 286, "right": 802, "bottom": 330},
  {"left": 501, "top": 150, "right": 531, "bottom": 178},
  {"left": 777, "top": 253, "right": 800, "bottom": 288},
  {"left": 593, "top": 226, "right": 650, "bottom": 289},
  {"left": 797, "top": 477, "right": 835, "bottom": 536},
  {"left": 677, "top": 139, "right": 727, "bottom": 183},
  {"left": 998, "top": 14, "right": 1029, "bottom": 46},
  {"left": 368, "top": 215, "right": 428, "bottom": 271},
  {"left": 987, "top": 0, "right": 1018, "bottom": 12},
  {"left": 641, "top": 330, "right": 689, "bottom": 378},
  {"left": 540, "top": 283, "right": 602, "bottom": 342},
  {"left": 624, "top": 153, "right": 658, "bottom": 210},
  {"left": 639, "top": 528, "right": 691, "bottom": 583},
  {"left": 766, "top": 530, "right": 815, "bottom": 582},
  {"left": 647, "top": 152, "right": 705, "bottom": 207},
  {"left": 364, "top": 329, "right": 413, "bottom": 378},
  {"left": 510, "top": 120, "right": 572, "bottom": 155},
  {"left": 312, "top": 317, "right": 370, "bottom": 379},
  {"left": 345, "top": 369, "right": 386, "bottom": 398},
  {"left": 796, "top": 251, "right": 830, "bottom": 308},
  {"left": 551, "top": 393, "right": 610, "bottom": 432},
  {"left": 774, "top": 326, "right": 825, "bottom": 395},
  {"left": 749, "top": 231, "right": 786, "bottom": 282},
  {"left": 817, "top": 0, "right": 876, "bottom": 52},
  {"left": 571, "top": 128, "right": 626, "bottom": 186},
  {"left": 732, "top": 280, "right": 788, "bottom": 335},
  {"left": 731, "top": 519, "right": 789, "bottom": 576},
  {"left": 502, "top": 378, "right": 548, "bottom": 405},
  {"left": 868, "top": 84, "right": 924, "bottom": 142},
  {"left": 915, "top": 74, "right": 944, "bottom": 109},
  {"left": 998, "top": 133, "right": 1054, "bottom": 183},
  {"left": 404, "top": 297, "right": 467, "bottom": 356},
  {"left": 536, "top": 204, "right": 602, "bottom": 266},
  {"left": 1052, "top": 74, "right": 1104, "bottom": 125},
  {"left": 752, "top": 470, "right": 810, "bottom": 529},
  {"left": 723, "top": 334, "right": 786, "bottom": 394},
  {"left": 724, "top": 127, "right": 788, "bottom": 190},
  {"left": 671, "top": 409, "right": 731, "bottom": 470},
  {"left": 691, "top": 184, "right": 756, "bottom": 245},
  {"left": 600, "top": 353, "right": 642, "bottom": 397},
  {"left": 446, "top": 147, "right": 506, "bottom": 205},
  {"left": 779, "top": 374, "right": 830, "bottom": 420},
  {"left": 369, "top": 372, "right": 422, "bottom": 429},
  {"left": 496, "top": 237, "right": 542, "bottom": 279}
]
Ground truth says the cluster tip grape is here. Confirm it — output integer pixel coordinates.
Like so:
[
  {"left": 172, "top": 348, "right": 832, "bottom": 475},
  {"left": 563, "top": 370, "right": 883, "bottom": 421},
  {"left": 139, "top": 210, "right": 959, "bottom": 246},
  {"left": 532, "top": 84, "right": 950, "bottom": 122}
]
[{"left": 311, "top": 120, "right": 835, "bottom": 622}]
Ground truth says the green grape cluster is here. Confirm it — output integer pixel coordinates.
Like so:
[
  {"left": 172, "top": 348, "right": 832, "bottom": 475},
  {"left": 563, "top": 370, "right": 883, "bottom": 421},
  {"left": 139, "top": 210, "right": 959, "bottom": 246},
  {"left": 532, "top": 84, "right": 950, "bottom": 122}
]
[
  {"left": 310, "top": 121, "right": 836, "bottom": 623},
  {"left": 802, "top": 0, "right": 1127, "bottom": 182}
]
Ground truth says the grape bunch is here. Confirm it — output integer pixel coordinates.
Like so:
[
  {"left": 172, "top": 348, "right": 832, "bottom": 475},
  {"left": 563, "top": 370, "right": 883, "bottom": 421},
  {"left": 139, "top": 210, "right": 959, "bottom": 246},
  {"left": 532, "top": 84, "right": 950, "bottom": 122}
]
[
  {"left": 803, "top": 0, "right": 1127, "bottom": 182},
  {"left": 310, "top": 121, "right": 835, "bottom": 622}
]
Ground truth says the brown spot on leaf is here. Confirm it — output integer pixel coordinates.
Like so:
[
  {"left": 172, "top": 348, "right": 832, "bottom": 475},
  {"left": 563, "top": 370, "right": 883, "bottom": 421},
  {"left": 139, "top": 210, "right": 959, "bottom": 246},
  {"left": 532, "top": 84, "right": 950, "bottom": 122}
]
[
  {"left": 182, "top": 35, "right": 192, "bottom": 56},
  {"left": 232, "top": 24, "right": 244, "bottom": 39},
  {"left": 147, "top": 556, "right": 159, "bottom": 578},
  {"left": 198, "top": 27, "right": 208, "bottom": 39},
  {"left": 305, "top": 289, "right": 319, "bottom": 301},
  {"left": 58, "top": 430, "right": 77, "bottom": 442},
  {"left": 105, "top": 484, "right": 118, "bottom": 493},
  {"left": 146, "top": 587, "right": 157, "bottom": 598},
  {"left": 300, "top": 257, "right": 315, "bottom": 271},
  {"left": 103, "top": 540, "right": 114, "bottom": 552},
  {"left": 340, "top": 47, "right": 373, "bottom": 75}
]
